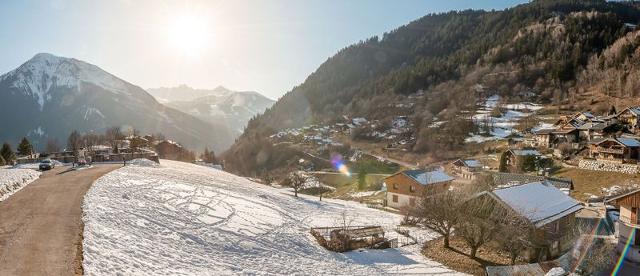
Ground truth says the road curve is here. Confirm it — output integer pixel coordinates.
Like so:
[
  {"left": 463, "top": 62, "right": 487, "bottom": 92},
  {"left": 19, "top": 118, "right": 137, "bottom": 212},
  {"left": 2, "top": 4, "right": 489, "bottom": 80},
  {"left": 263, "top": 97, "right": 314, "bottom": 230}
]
[{"left": 0, "top": 164, "right": 119, "bottom": 276}]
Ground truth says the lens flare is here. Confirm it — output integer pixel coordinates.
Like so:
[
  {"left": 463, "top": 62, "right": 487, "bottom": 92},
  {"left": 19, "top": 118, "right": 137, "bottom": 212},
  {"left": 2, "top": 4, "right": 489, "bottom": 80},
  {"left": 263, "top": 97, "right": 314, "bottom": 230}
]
[
  {"left": 331, "top": 154, "right": 351, "bottom": 177},
  {"left": 611, "top": 229, "right": 635, "bottom": 275}
]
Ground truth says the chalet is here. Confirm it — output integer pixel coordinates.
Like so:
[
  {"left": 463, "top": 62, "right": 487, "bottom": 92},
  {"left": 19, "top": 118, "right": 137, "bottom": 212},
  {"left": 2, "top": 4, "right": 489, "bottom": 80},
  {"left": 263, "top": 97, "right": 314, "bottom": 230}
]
[
  {"left": 451, "top": 159, "right": 483, "bottom": 180},
  {"left": 474, "top": 182, "right": 583, "bottom": 261},
  {"left": 489, "top": 172, "right": 574, "bottom": 195},
  {"left": 577, "top": 121, "right": 618, "bottom": 142},
  {"left": 616, "top": 107, "right": 640, "bottom": 134},
  {"left": 503, "top": 149, "right": 543, "bottom": 173},
  {"left": 606, "top": 189, "right": 640, "bottom": 263},
  {"left": 384, "top": 169, "right": 454, "bottom": 209},
  {"left": 533, "top": 127, "right": 579, "bottom": 148},
  {"left": 589, "top": 137, "right": 640, "bottom": 163}
]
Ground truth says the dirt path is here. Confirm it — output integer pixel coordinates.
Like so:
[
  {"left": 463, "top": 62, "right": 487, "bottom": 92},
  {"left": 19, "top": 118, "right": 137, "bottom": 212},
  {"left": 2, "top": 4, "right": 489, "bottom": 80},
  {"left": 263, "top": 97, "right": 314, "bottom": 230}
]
[{"left": 0, "top": 165, "right": 119, "bottom": 275}]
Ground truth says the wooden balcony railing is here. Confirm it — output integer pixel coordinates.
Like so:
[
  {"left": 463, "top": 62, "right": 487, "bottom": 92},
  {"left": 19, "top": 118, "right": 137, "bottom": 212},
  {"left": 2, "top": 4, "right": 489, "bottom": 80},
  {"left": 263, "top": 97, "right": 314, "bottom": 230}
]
[{"left": 595, "top": 147, "right": 625, "bottom": 155}]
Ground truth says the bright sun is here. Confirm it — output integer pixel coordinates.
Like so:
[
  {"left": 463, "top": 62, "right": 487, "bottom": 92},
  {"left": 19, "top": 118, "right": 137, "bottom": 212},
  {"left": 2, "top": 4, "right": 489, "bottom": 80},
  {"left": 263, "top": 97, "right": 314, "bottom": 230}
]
[{"left": 168, "top": 14, "right": 210, "bottom": 57}]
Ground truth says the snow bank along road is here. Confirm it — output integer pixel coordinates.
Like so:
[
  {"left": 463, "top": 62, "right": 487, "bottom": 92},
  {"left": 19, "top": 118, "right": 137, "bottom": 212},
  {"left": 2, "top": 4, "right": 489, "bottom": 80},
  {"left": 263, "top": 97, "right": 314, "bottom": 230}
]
[
  {"left": 83, "top": 160, "right": 464, "bottom": 275},
  {"left": 0, "top": 167, "right": 41, "bottom": 201},
  {"left": 0, "top": 164, "right": 119, "bottom": 275}
]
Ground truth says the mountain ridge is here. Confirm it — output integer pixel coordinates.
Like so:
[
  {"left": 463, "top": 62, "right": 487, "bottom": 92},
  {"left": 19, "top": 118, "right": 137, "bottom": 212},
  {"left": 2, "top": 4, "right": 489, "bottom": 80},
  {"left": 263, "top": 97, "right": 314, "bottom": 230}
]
[{"left": 0, "top": 53, "right": 234, "bottom": 152}]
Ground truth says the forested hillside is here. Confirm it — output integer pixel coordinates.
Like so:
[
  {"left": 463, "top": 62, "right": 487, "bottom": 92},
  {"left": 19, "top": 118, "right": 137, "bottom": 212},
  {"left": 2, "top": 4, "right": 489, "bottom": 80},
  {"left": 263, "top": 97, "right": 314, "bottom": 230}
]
[{"left": 225, "top": 0, "right": 640, "bottom": 176}]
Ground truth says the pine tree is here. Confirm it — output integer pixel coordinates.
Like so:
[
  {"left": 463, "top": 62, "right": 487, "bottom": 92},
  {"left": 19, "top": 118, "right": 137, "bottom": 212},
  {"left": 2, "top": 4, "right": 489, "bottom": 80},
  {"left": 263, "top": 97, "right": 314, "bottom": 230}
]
[
  {"left": 499, "top": 151, "right": 508, "bottom": 172},
  {"left": 0, "top": 143, "right": 16, "bottom": 163},
  {"left": 0, "top": 154, "right": 5, "bottom": 166},
  {"left": 17, "top": 137, "right": 33, "bottom": 156}
]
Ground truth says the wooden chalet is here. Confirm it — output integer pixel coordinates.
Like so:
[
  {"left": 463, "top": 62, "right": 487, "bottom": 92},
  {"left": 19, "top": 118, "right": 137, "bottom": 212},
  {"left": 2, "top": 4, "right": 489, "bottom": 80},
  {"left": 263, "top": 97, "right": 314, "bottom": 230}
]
[
  {"left": 616, "top": 106, "right": 640, "bottom": 134},
  {"left": 384, "top": 169, "right": 453, "bottom": 209},
  {"left": 588, "top": 137, "right": 640, "bottom": 163},
  {"left": 606, "top": 189, "right": 640, "bottom": 263},
  {"left": 472, "top": 182, "right": 583, "bottom": 262},
  {"left": 451, "top": 159, "right": 483, "bottom": 180},
  {"left": 503, "top": 149, "right": 543, "bottom": 173}
]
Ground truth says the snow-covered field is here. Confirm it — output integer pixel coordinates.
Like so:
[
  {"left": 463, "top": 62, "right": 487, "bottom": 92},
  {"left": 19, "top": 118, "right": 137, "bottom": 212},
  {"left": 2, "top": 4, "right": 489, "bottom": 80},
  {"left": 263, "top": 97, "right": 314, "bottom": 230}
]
[
  {"left": 466, "top": 95, "right": 543, "bottom": 143},
  {"left": 83, "top": 160, "right": 463, "bottom": 275},
  {"left": 0, "top": 168, "right": 41, "bottom": 201}
]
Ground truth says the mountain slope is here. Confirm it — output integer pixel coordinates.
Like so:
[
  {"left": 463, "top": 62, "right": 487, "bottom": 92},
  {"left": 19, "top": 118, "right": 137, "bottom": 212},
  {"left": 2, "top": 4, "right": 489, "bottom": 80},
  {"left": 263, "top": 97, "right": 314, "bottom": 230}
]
[
  {"left": 167, "top": 90, "right": 274, "bottom": 134},
  {"left": 224, "top": 0, "right": 640, "bottom": 175},
  {"left": 0, "top": 53, "right": 234, "bottom": 152},
  {"left": 148, "top": 85, "right": 274, "bottom": 135}
]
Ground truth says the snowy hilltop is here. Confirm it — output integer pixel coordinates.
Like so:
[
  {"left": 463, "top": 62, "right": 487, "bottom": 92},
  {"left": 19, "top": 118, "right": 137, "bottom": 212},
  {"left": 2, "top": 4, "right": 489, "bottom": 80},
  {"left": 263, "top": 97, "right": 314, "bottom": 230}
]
[{"left": 82, "top": 160, "right": 464, "bottom": 275}]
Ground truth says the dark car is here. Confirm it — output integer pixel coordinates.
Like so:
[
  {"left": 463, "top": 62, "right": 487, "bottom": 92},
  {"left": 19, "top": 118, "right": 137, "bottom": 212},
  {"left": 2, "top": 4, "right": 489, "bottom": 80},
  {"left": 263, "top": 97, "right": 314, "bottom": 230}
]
[{"left": 39, "top": 159, "right": 55, "bottom": 171}]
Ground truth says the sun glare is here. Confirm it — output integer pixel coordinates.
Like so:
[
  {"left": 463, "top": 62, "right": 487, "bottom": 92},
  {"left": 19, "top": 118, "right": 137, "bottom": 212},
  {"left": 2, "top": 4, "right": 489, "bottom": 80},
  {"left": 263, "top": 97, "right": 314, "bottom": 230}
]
[{"left": 168, "top": 14, "right": 210, "bottom": 58}]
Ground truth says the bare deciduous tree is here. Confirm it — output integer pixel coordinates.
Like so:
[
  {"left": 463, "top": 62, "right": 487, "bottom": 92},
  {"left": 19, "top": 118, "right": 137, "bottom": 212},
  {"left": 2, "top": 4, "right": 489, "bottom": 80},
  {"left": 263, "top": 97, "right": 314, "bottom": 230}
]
[
  {"left": 456, "top": 197, "right": 498, "bottom": 259},
  {"left": 417, "top": 190, "right": 461, "bottom": 248},
  {"left": 494, "top": 212, "right": 533, "bottom": 264},
  {"left": 288, "top": 172, "right": 305, "bottom": 197}
]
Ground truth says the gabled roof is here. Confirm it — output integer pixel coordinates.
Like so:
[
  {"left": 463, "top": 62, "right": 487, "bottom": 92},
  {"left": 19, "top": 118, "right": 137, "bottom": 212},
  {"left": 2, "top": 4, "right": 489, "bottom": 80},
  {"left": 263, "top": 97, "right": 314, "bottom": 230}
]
[
  {"left": 490, "top": 172, "right": 573, "bottom": 191},
  {"left": 453, "top": 159, "right": 482, "bottom": 168},
  {"left": 577, "top": 122, "right": 607, "bottom": 131},
  {"left": 399, "top": 169, "right": 454, "bottom": 185},
  {"left": 593, "top": 137, "right": 640, "bottom": 148},
  {"left": 574, "top": 111, "right": 595, "bottom": 119},
  {"left": 605, "top": 189, "right": 640, "bottom": 204},
  {"left": 533, "top": 128, "right": 555, "bottom": 135},
  {"left": 620, "top": 106, "right": 640, "bottom": 116},
  {"left": 492, "top": 182, "right": 583, "bottom": 228},
  {"left": 509, "top": 149, "right": 542, "bottom": 156}
]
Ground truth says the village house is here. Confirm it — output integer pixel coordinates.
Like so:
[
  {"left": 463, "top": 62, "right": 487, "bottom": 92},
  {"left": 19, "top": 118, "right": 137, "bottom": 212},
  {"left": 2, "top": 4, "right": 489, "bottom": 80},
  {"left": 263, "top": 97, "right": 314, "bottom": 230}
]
[
  {"left": 606, "top": 189, "right": 640, "bottom": 263},
  {"left": 384, "top": 169, "right": 454, "bottom": 209},
  {"left": 616, "top": 106, "right": 640, "bottom": 134},
  {"left": 489, "top": 172, "right": 574, "bottom": 195},
  {"left": 473, "top": 182, "right": 583, "bottom": 261},
  {"left": 588, "top": 137, "right": 640, "bottom": 163},
  {"left": 533, "top": 127, "right": 579, "bottom": 149},
  {"left": 576, "top": 121, "right": 619, "bottom": 142},
  {"left": 502, "top": 149, "right": 543, "bottom": 173},
  {"left": 451, "top": 159, "right": 483, "bottom": 180}
]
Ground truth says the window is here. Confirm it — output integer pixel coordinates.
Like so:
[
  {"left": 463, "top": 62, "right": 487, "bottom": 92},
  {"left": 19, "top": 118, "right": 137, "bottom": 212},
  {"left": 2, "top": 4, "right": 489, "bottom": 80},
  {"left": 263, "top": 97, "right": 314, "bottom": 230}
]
[
  {"left": 392, "top": 195, "right": 398, "bottom": 203},
  {"left": 409, "top": 185, "right": 415, "bottom": 193},
  {"left": 393, "top": 183, "right": 398, "bottom": 189},
  {"left": 409, "top": 198, "right": 416, "bottom": 206}
]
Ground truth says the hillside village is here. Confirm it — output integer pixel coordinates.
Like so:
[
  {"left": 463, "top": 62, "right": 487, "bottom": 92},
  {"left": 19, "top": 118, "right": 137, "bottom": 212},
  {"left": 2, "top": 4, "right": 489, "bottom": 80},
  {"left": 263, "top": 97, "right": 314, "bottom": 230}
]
[{"left": 243, "top": 94, "right": 640, "bottom": 274}]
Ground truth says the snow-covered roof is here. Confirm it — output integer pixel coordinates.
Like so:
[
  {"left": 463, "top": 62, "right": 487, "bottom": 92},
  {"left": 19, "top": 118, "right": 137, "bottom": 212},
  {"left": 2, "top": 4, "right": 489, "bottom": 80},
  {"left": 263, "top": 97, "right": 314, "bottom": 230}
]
[
  {"left": 402, "top": 170, "right": 454, "bottom": 185},
  {"left": 492, "top": 182, "right": 583, "bottom": 227},
  {"left": 463, "top": 160, "right": 482, "bottom": 168},
  {"left": 509, "top": 149, "right": 541, "bottom": 156}
]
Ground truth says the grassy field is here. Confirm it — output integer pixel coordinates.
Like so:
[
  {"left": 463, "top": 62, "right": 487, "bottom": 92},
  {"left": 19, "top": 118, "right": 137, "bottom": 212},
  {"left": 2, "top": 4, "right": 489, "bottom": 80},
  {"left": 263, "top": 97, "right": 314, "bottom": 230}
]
[
  {"left": 552, "top": 167, "right": 640, "bottom": 201},
  {"left": 310, "top": 172, "right": 389, "bottom": 202}
]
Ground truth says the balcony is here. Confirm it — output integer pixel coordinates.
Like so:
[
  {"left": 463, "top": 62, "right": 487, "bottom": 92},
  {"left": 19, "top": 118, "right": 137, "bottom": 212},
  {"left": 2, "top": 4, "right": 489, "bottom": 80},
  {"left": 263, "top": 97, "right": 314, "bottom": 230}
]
[{"left": 595, "top": 147, "right": 625, "bottom": 155}]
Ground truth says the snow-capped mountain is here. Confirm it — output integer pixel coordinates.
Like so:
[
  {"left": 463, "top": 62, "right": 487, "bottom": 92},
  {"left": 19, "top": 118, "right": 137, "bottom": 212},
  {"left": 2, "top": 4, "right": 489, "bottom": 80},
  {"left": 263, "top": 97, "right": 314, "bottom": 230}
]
[
  {"left": 148, "top": 85, "right": 275, "bottom": 134},
  {"left": 147, "top": 85, "right": 234, "bottom": 103},
  {"left": 0, "top": 53, "right": 234, "bottom": 151}
]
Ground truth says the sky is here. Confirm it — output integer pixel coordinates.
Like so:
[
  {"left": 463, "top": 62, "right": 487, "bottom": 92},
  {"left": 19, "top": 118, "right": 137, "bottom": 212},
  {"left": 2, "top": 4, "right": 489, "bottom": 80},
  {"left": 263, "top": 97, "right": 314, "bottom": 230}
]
[{"left": 0, "top": 0, "right": 526, "bottom": 100}]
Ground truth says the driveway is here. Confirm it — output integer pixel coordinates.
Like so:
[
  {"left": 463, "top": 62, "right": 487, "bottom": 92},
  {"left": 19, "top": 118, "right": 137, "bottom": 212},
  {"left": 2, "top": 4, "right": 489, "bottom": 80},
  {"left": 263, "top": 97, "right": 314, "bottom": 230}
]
[{"left": 0, "top": 164, "right": 120, "bottom": 275}]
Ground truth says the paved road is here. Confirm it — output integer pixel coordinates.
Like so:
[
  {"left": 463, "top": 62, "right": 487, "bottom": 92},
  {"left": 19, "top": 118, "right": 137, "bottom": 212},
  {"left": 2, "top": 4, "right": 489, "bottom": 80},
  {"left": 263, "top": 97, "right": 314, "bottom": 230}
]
[{"left": 0, "top": 165, "right": 119, "bottom": 276}]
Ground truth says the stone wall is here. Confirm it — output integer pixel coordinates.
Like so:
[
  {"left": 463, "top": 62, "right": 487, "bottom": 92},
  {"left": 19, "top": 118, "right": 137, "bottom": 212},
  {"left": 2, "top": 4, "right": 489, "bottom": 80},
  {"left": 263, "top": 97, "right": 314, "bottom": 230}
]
[{"left": 578, "top": 159, "right": 640, "bottom": 174}]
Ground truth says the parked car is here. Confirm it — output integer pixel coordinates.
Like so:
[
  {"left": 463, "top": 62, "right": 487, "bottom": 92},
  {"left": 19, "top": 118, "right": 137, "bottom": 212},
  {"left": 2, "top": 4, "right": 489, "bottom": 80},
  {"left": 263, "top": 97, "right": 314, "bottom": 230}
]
[{"left": 39, "top": 159, "right": 55, "bottom": 171}]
